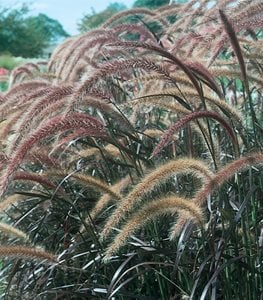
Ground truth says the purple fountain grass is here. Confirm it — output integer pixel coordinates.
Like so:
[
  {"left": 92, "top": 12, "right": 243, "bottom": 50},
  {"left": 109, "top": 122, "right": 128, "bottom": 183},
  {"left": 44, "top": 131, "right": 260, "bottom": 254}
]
[
  {"left": 71, "top": 144, "right": 124, "bottom": 164},
  {"left": 67, "top": 61, "right": 90, "bottom": 82},
  {"left": 156, "top": 2, "right": 180, "bottom": 13},
  {"left": 56, "top": 30, "right": 113, "bottom": 81},
  {"left": 0, "top": 1, "right": 261, "bottom": 295},
  {"left": 84, "top": 88, "right": 112, "bottom": 102},
  {"left": 0, "top": 95, "right": 5, "bottom": 103},
  {"left": 22, "top": 62, "right": 41, "bottom": 73},
  {"left": 127, "top": 96, "right": 189, "bottom": 115},
  {"left": 0, "top": 152, "right": 8, "bottom": 164},
  {"left": 151, "top": 110, "right": 237, "bottom": 157},
  {"left": 2, "top": 81, "right": 50, "bottom": 106},
  {"left": 234, "top": 15, "right": 263, "bottom": 32},
  {"left": 0, "top": 246, "right": 57, "bottom": 263},
  {"left": 167, "top": 9, "right": 197, "bottom": 34},
  {"left": 89, "top": 175, "right": 131, "bottom": 222},
  {"left": 46, "top": 170, "right": 122, "bottom": 200},
  {"left": 231, "top": 1, "right": 263, "bottom": 26},
  {"left": 166, "top": 0, "right": 199, "bottom": 34},
  {"left": 204, "top": 0, "right": 233, "bottom": 19},
  {"left": 101, "top": 8, "right": 163, "bottom": 29},
  {"left": 127, "top": 95, "right": 221, "bottom": 161},
  {"left": 10, "top": 85, "right": 73, "bottom": 152},
  {"left": 134, "top": 87, "right": 243, "bottom": 128},
  {"left": 100, "top": 157, "right": 213, "bottom": 240},
  {"left": 107, "top": 40, "right": 204, "bottom": 99},
  {"left": 37, "top": 61, "right": 47, "bottom": 66},
  {"left": 69, "top": 57, "right": 172, "bottom": 112},
  {"left": 219, "top": 8, "right": 260, "bottom": 133},
  {"left": 180, "top": 0, "right": 210, "bottom": 31},
  {"left": 219, "top": 10, "right": 247, "bottom": 86},
  {"left": 51, "top": 128, "right": 95, "bottom": 154},
  {"left": 63, "top": 35, "right": 116, "bottom": 82},
  {"left": 26, "top": 150, "right": 61, "bottom": 169},
  {"left": 0, "top": 111, "right": 25, "bottom": 148},
  {"left": 70, "top": 147, "right": 100, "bottom": 163},
  {"left": 0, "top": 152, "right": 8, "bottom": 171},
  {"left": 103, "top": 195, "right": 204, "bottom": 260},
  {"left": 0, "top": 85, "right": 55, "bottom": 121},
  {"left": 86, "top": 175, "right": 131, "bottom": 230},
  {"left": 31, "top": 98, "right": 69, "bottom": 131},
  {"left": 10, "top": 66, "right": 34, "bottom": 85},
  {"left": 206, "top": 5, "right": 263, "bottom": 67},
  {"left": 13, "top": 171, "right": 64, "bottom": 193},
  {"left": 0, "top": 194, "right": 29, "bottom": 212},
  {"left": 194, "top": 152, "right": 263, "bottom": 207},
  {"left": 140, "top": 9, "right": 170, "bottom": 30},
  {"left": 0, "top": 113, "right": 108, "bottom": 196},
  {"left": 184, "top": 60, "right": 222, "bottom": 97},
  {"left": 80, "top": 97, "right": 133, "bottom": 131},
  {"left": 112, "top": 24, "right": 156, "bottom": 42},
  {"left": 150, "top": 3, "right": 180, "bottom": 25},
  {"left": 207, "top": 33, "right": 228, "bottom": 67},
  {"left": 65, "top": 24, "right": 158, "bottom": 82},
  {"left": 0, "top": 222, "right": 29, "bottom": 240},
  {"left": 48, "top": 37, "right": 75, "bottom": 73},
  {"left": 170, "top": 152, "right": 263, "bottom": 239}
]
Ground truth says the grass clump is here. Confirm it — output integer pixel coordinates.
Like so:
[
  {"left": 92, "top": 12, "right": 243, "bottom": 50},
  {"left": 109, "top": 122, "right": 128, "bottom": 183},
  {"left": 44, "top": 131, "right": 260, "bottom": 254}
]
[{"left": 0, "top": 1, "right": 262, "bottom": 299}]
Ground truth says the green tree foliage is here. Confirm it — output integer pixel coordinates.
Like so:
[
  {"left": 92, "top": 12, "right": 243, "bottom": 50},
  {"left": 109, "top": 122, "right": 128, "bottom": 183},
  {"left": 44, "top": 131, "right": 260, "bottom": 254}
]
[
  {"left": 133, "top": 0, "right": 186, "bottom": 8},
  {"left": 133, "top": 0, "right": 170, "bottom": 8},
  {"left": 78, "top": 2, "right": 127, "bottom": 33},
  {"left": 0, "top": 5, "right": 69, "bottom": 58}
]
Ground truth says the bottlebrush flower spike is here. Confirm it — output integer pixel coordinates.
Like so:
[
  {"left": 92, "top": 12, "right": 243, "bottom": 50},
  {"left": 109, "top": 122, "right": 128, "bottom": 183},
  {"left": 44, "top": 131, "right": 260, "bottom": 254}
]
[
  {"left": 1, "top": 82, "right": 51, "bottom": 118},
  {"left": 170, "top": 152, "right": 263, "bottom": 239},
  {"left": 103, "top": 195, "right": 203, "bottom": 261},
  {"left": 0, "top": 194, "right": 29, "bottom": 213},
  {"left": 184, "top": 60, "right": 223, "bottom": 98},
  {"left": 112, "top": 24, "right": 156, "bottom": 42},
  {"left": 0, "top": 222, "right": 29, "bottom": 240},
  {"left": 13, "top": 171, "right": 65, "bottom": 194},
  {"left": 10, "top": 66, "right": 34, "bottom": 86},
  {"left": 11, "top": 85, "right": 73, "bottom": 151},
  {"left": 45, "top": 171, "right": 121, "bottom": 200},
  {"left": 102, "top": 8, "right": 161, "bottom": 28},
  {"left": 89, "top": 175, "right": 131, "bottom": 220},
  {"left": 51, "top": 128, "right": 92, "bottom": 153},
  {"left": 74, "top": 57, "right": 171, "bottom": 99},
  {"left": 100, "top": 157, "right": 212, "bottom": 240},
  {"left": 0, "top": 246, "right": 57, "bottom": 263},
  {"left": 26, "top": 150, "right": 61, "bottom": 169},
  {"left": 0, "top": 113, "right": 108, "bottom": 196},
  {"left": 219, "top": 9, "right": 247, "bottom": 86},
  {"left": 107, "top": 40, "right": 203, "bottom": 99},
  {"left": 151, "top": 110, "right": 237, "bottom": 157},
  {"left": 194, "top": 152, "right": 263, "bottom": 208}
]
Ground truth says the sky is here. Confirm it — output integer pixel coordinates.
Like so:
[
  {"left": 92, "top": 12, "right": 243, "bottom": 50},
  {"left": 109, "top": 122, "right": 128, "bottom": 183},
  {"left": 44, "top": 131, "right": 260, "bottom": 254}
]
[{"left": 2, "top": 0, "right": 135, "bottom": 35}]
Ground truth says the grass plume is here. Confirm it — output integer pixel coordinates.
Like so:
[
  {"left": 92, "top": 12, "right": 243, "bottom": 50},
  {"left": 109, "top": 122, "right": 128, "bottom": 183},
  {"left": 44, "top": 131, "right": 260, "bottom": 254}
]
[
  {"left": 0, "top": 222, "right": 29, "bottom": 240},
  {"left": 151, "top": 110, "right": 237, "bottom": 157},
  {"left": 104, "top": 195, "right": 203, "bottom": 260},
  {"left": 45, "top": 170, "right": 122, "bottom": 200},
  {"left": 0, "top": 113, "right": 108, "bottom": 196},
  {"left": 170, "top": 152, "right": 263, "bottom": 238},
  {"left": 101, "top": 157, "right": 212, "bottom": 239},
  {"left": 0, "top": 246, "right": 57, "bottom": 263}
]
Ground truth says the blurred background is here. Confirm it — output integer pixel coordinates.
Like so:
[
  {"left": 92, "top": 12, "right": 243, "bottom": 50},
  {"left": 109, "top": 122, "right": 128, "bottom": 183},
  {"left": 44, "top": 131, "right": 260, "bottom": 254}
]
[{"left": 0, "top": 0, "right": 187, "bottom": 90}]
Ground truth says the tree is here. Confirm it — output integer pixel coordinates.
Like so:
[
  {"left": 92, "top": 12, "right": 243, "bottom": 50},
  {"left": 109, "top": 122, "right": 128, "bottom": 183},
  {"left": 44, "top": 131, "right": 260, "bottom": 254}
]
[
  {"left": 133, "top": 0, "right": 170, "bottom": 9},
  {"left": 78, "top": 2, "right": 127, "bottom": 33},
  {"left": 26, "top": 13, "right": 69, "bottom": 44},
  {"left": 0, "top": 4, "right": 69, "bottom": 58},
  {"left": 133, "top": 0, "right": 187, "bottom": 8}
]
